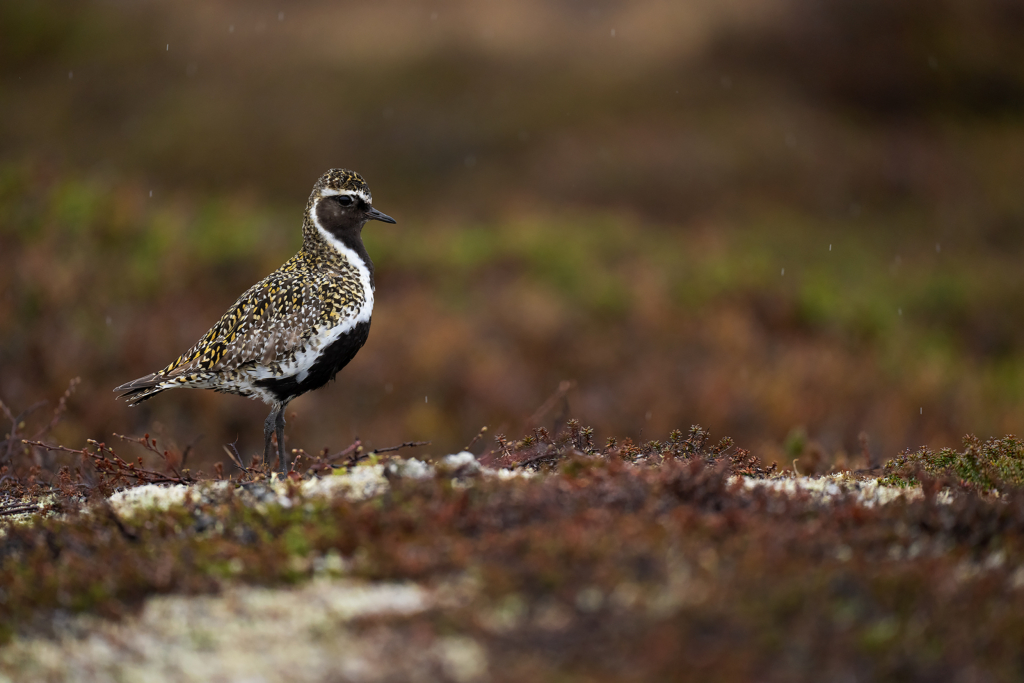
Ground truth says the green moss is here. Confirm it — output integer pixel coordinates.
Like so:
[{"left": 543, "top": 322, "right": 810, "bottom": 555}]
[{"left": 881, "top": 434, "right": 1024, "bottom": 491}]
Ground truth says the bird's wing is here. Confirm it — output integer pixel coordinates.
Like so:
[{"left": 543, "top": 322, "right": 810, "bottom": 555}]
[
  {"left": 114, "top": 259, "right": 371, "bottom": 403},
  {"left": 155, "top": 271, "right": 325, "bottom": 379}
]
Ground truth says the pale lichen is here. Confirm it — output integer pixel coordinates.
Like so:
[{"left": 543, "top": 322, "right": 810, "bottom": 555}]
[
  {"left": 734, "top": 472, "right": 952, "bottom": 506},
  {"left": 0, "top": 579, "right": 451, "bottom": 683}
]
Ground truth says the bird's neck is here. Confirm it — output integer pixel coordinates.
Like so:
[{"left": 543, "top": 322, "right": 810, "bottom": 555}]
[{"left": 301, "top": 217, "right": 375, "bottom": 287}]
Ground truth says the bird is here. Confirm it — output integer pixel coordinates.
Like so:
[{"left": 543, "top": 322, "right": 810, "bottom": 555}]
[{"left": 114, "top": 168, "right": 396, "bottom": 473}]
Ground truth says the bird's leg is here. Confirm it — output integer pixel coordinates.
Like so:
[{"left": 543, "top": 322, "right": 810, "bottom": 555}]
[
  {"left": 275, "top": 404, "right": 288, "bottom": 473},
  {"left": 263, "top": 406, "right": 278, "bottom": 471}
]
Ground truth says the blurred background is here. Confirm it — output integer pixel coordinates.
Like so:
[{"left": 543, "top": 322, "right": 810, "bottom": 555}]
[{"left": 2, "top": 0, "right": 1023, "bottom": 472}]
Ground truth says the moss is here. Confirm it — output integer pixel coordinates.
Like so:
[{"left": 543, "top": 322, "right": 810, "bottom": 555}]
[{"left": 881, "top": 434, "right": 1024, "bottom": 492}]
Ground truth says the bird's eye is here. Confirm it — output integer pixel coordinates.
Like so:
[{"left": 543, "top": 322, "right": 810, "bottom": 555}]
[{"left": 337, "top": 195, "right": 353, "bottom": 206}]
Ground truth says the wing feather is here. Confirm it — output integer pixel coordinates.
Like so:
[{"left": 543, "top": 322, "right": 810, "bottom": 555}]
[
  {"left": 114, "top": 253, "right": 370, "bottom": 405},
  {"left": 162, "top": 273, "right": 323, "bottom": 378}
]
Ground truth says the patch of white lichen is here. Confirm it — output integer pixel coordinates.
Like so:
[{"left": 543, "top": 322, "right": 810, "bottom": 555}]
[
  {"left": 734, "top": 472, "right": 953, "bottom": 506},
  {"left": 0, "top": 579, "right": 488, "bottom": 683},
  {"left": 103, "top": 452, "right": 530, "bottom": 518}
]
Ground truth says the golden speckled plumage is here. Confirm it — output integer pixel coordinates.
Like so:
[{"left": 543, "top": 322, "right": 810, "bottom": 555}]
[
  {"left": 115, "top": 169, "right": 396, "bottom": 471},
  {"left": 117, "top": 169, "right": 376, "bottom": 404},
  {"left": 141, "top": 248, "right": 366, "bottom": 395}
]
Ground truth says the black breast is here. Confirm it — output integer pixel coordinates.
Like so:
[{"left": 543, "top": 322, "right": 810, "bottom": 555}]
[{"left": 255, "top": 320, "right": 371, "bottom": 404}]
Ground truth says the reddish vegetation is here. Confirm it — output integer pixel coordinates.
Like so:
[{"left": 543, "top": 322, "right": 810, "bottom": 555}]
[
  {"left": 3, "top": 431, "right": 1024, "bottom": 680},
  {"left": 4, "top": 396, "right": 1024, "bottom": 680}
]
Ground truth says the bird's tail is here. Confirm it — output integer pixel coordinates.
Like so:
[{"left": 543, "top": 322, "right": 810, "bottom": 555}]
[{"left": 113, "top": 374, "right": 170, "bottom": 406}]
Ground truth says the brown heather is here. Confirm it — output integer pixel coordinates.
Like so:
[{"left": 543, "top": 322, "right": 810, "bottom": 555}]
[{"left": 4, "top": 407, "right": 1024, "bottom": 680}]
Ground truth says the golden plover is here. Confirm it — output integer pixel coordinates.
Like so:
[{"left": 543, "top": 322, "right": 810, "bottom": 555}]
[{"left": 115, "top": 168, "right": 396, "bottom": 472}]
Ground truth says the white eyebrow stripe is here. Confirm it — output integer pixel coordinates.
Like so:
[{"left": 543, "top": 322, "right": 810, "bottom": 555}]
[{"left": 320, "top": 188, "right": 372, "bottom": 203}]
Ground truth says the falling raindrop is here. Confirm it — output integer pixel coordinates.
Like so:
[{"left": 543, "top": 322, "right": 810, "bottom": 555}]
[
  {"left": 898, "top": 308, "right": 903, "bottom": 316},
  {"left": 920, "top": 407, "right": 923, "bottom": 415},
  {"left": 611, "top": 28, "right": 616, "bottom": 37},
  {"left": 278, "top": 11, "right": 284, "bottom": 21},
  {"left": 645, "top": 411, "right": 652, "bottom": 421},
  {"left": 431, "top": 11, "right": 438, "bottom": 20},
  {"left": 829, "top": 244, "right": 832, "bottom": 251},
  {"left": 166, "top": 44, "right": 169, "bottom": 51},
  {"left": 68, "top": 71, "right": 73, "bottom": 80},
  {"left": 149, "top": 190, "right": 153, "bottom": 198},
  {"left": 935, "top": 243, "right": 941, "bottom": 253},
  {"left": 781, "top": 268, "right": 785, "bottom": 276},
  {"left": 229, "top": 24, "right": 235, "bottom": 33},
  {"left": 425, "top": 396, "right": 429, "bottom": 403}
]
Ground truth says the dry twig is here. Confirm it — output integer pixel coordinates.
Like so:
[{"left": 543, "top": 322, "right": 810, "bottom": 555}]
[{"left": 464, "top": 426, "right": 489, "bottom": 452}]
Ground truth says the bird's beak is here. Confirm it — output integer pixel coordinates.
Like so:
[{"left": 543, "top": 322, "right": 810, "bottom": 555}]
[{"left": 367, "top": 207, "right": 397, "bottom": 224}]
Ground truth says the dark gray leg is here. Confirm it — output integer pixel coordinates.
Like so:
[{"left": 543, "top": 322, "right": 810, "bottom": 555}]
[
  {"left": 275, "top": 405, "right": 288, "bottom": 473},
  {"left": 263, "top": 406, "right": 278, "bottom": 470}
]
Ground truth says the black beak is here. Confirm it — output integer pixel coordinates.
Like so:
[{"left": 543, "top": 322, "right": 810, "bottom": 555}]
[{"left": 367, "top": 207, "right": 397, "bottom": 224}]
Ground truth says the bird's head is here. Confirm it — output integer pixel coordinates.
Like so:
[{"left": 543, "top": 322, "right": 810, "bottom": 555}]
[{"left": 308, "top": 168, "right": 396, "bottom": 244}]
